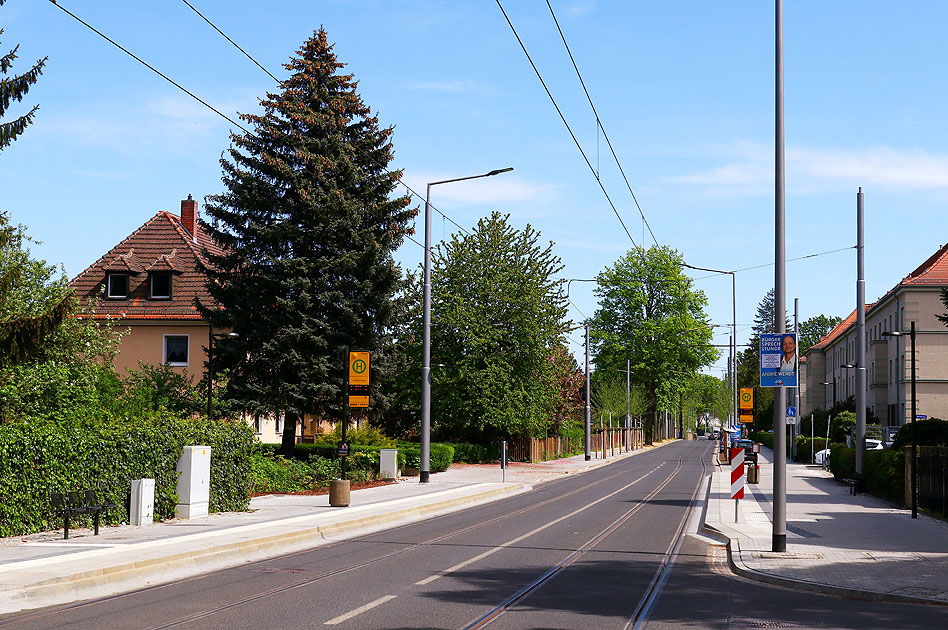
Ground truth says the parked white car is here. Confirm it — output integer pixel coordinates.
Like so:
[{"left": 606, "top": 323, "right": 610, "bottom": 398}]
[
  {"left": 815, "top": 448, "right": 831, "bottom": 468},
  {"left": 866, "top": 439, "right": 883, "bottom": 450}
]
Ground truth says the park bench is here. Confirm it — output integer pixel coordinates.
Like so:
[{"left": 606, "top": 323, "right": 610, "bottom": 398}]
[
  {"left": 50, "top": 490, "right": 118, "bottom": 539},
  {"left": 841, "top": 478, "right": 858, "bottom": 495}
]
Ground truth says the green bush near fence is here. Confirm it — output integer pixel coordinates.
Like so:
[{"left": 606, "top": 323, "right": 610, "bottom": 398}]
[
  {"left": 260, "top": 441, "right": 455, "bottom": 474},
  {"left": 0, "top": 415, "right": 255, "bottom": 537},
  {"left": 794, "top": 437, "right": 831, "bottom": 463},
  {"left": 829, "top": 446, "right": 905, "bottom": 505},
  {"left": 443, "top": 442, "right": 501, "bottom": 463}
]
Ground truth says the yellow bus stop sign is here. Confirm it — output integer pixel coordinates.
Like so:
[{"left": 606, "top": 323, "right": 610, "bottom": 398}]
[
  {"left": 740, "top": 388, "right": 754, "bottom": 410},
  {"left": 349, "top": 351, "right": 370, "bottom": 386}
]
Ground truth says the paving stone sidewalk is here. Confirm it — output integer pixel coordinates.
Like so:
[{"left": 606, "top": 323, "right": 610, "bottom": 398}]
[{"left": 703, "top": 445, "right": 948, "bottom": 604}]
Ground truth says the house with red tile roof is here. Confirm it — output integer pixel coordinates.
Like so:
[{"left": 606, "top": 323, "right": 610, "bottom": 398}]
[
  {"left": 801, "top": 242, "right": 948, "bottom": 428},
  {"left": 68, "top": 196, "right": 307, "bottom": 443}
]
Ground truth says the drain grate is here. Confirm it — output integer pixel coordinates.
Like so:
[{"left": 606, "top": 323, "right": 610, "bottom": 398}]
[
  {"left": 731, "top": 620, "right": 805, "bottom": 628},
  {"left": 251, "top": 567, "right": 308, "bottom": 574}
]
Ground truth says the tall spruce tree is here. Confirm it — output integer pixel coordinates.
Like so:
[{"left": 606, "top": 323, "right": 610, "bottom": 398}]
[
  {"left": 199, "top": 29, "right": 414, "bottom": 452},
  {"left": 1, "top": 0, "right": 46, "bottom": 149}
]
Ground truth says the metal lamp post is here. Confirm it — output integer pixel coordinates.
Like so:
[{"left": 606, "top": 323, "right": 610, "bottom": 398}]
[
  {"left": 207, "top": 331, "right": 239, "bottom": 420},
  {"left": 421, "top": 167, "right": 513, "bottom": 483},
  {"left": 820, "top": 380, "right": 838, "bottom": 409},
  {"left": 682, "top": 263, "right": 737, "bottom": 435},
  {"left": 882, "top": 322, "right": 917, "bottom": 518}
]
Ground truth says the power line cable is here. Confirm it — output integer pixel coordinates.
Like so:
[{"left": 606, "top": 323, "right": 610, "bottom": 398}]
[
  {"left": 494, "top": 0, "right": 637, "bottom": 246},
  {"left": 690, "top": 245, "right": 856, "bottom": 280},
  {"left": 179, "top": 0, "right": 280, "bottom": 83},
  {"left": 48, "top": 0, "right": 248, "bottom": 133},
  {"left": 51, "top": 0, "right": 471, "bottom": 243},
  {"left": 545, "top": 0, "right": 659, "bottom": 247}
]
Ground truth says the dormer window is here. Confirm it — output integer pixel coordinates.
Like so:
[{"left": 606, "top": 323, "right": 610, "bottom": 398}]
[
  {"left": 150, "top": 272, "right": 172, "bottom": 299},
  {"left": 106, "top": 273, "right": 128, "bottom": 299}
]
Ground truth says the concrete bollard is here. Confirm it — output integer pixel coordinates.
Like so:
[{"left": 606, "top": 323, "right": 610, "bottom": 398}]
[{"left": 329, "top": 479, "right": 350, "bottom": 507}]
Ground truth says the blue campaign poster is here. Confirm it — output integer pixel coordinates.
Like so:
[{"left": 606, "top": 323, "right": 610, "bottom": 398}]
[{"left": 760, "top": 333, "right": 798, "bottom": 388}]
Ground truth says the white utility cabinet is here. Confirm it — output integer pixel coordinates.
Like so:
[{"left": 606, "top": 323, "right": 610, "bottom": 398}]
[
  {"left": 176, "top": 445, "right": 211, "bottom": 519},
  {"left": 380, "top": 448, "right": 400, "bottom": 480},
  {"left": 130, "top": 478, "right": 155, "bottom": 526}
]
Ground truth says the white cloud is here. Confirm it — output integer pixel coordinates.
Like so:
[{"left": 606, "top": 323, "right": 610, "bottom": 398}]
[{"left": 665, "top": 142, "right": 948, "bottom": 195}]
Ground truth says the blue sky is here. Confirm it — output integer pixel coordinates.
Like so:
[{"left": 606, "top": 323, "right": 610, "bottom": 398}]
[{"left": 4, "top": 1, "right": 948, "bottom": 375}]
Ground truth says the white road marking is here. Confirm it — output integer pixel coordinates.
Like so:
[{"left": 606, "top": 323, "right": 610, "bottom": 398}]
[
  {"left": 415, "top": 464, "right": 663, "bottom": 586},
  {"left": 324, "top": 595, "right": 397, "bottom": 625}
]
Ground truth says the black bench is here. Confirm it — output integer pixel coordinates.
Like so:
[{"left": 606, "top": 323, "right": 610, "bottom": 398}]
[
  {"left": 50, "top": 490, "right": 118, "bottom": 539},
  {"left": 841, "top": 478, "right": 858, "bottom": 495}
]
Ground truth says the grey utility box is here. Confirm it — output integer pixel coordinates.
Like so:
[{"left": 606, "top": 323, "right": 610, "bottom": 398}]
[
  {"left": 176, "top": 445, "right": 211, "bottom": 519},
  {"left": 130, "top": 478, "right": 155, "bottom": 526},
  {"left": 379, "top": 448, "right": 400, "bottom": 480}
]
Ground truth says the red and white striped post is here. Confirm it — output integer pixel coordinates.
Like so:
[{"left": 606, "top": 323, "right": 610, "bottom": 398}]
[{"left": 730, "top": 447, "right": 745, "bottom": 522}]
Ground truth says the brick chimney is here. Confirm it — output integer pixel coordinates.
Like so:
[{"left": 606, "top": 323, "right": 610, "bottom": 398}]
[{"left": 180, "top": 194, "right": 198, "bottom": 242}]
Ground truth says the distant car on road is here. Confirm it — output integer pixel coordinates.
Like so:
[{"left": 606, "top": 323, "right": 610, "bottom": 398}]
[{"left": 866, "top": 439, "right": 883, "bottom": 451}]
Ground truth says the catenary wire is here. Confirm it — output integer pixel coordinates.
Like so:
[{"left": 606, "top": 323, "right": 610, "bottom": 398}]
[
  {"left": 49, "top": 0, "right": 471, "bottom": 243},
  {"left": 179, "top": 0, "right": 280, "bottom": 83},
  {"left": 690, "top": 245, "right": 856, "bottom": 280},
  {"left": 545, "top": 0, "right": 659, "bottom": 247},
  {"left": 495, "top": 0, "right": 637, "bottom": 247}
]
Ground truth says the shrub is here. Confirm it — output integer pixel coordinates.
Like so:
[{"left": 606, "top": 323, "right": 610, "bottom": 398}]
[
  {"left": 892, "top": 418, "right": 948, "bottom": 450},
  {"left": 0, "top": 415, "right": 254, "bottom": 537},
  {"left": 794, "top": 437, "right": 830, "bottom": 463},
  {"left": 314, "top": 424, "right": 395, "bottom": 447},
  {"left": 439, "top": 442, "right": 500, "bottom": 464},
  {"left": 249, "top": 454, "right": 313, "bottom": 493},
  {"left": 399, "top": 442, "right": 454, "bottom": 472}
]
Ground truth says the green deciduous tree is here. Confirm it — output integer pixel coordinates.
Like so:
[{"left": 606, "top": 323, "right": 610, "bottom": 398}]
[
  {"left": 937, "top": 288, "right": 948, "bottom": 329},
  {"left": 423, "top": 212, "right": 569, "bottom": 442},
  {"left": 591, "top": 246, "right": 716, "bottom": 444},
  {"left": 798, "top": 313, "right": 843, "bottom": 354},
  {"left": 199, "top": 28, "right": 415, "bottom": 453}
]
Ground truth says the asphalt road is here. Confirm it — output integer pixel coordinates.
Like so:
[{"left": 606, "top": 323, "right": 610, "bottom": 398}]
[{"left": 2, "top": 441, "right": 943, "bottom": 629}]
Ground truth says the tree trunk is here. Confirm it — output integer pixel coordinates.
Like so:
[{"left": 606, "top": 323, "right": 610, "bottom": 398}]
[
  {"left": 280, "top": 410, "right": 298, "bottom": 457},
  {"left": 645, "top": 382, "right": 658, "bottom": 445},
  {"left": 678, "top": 392, "right": 684, "bottom": 439}
]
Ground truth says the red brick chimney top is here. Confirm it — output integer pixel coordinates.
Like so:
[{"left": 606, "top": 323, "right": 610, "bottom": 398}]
[{"left": 180, "top": 194, "right": 198, "bottom": 242}]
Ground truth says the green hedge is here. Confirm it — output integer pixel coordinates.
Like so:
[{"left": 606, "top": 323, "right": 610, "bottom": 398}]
[
  {"left": 794, "top": 437, "right": 831, "bottom": 463},
  {"left": 0, "top": 416, "right": 255, "bottom": 537},
  {"left": 436, "top": 442, "right": 499, "bottom": 464},
  {"left": 261, "top": 441, "right": 456, "bottom": 474},
  {"left": 829, "top": 446, "right": 905, "bottom": 505}
]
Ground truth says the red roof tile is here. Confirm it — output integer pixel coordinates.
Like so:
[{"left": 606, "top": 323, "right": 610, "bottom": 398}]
[
  {"left": 70, "top": 211, "right": 224, "bottom": 321},
  {"left": 806, "top": 304, "right": 874, "bottom": 352},
  {"left": 900, "top": 242, "right": 948, "bottom": 285}
]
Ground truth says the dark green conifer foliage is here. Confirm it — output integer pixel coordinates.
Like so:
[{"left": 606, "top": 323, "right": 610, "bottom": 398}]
[
  {"left": 0, "top": 0, "right": 47, "bottom": 149},
  {"left": 199, "top": 29, "right": 414, "bottom": 452}
]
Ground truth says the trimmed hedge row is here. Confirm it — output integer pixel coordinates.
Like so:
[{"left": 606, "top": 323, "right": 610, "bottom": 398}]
[
  {"left": 260, "top": 441, "right": 455, "bottom": 473},
  {"left": 829, "top": 446, "right": 905, "bottom": 505},
  {"left": 0, "top": 416, "right": 255, "bottom": 537},
  {"left": 442, "top": 442, "right": 501, "bottom": 464}
]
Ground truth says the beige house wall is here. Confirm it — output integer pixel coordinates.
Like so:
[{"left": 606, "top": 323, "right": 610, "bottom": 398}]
[
  {"left": 111, "top": 320, "right": 210, "bottom": 383},
  {"left": 808, "top": 286, "right": 948, "bottom": 426}
]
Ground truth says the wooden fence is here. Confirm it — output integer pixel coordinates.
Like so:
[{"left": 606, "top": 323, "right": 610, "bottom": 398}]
[{"left": 508, "top": 428, "right": 645, "bottom": 463}]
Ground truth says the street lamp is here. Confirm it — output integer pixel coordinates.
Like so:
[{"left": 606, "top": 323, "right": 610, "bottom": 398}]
[
  {"left": 681, "top": 263, "right": 737, "bottom": 435},
  {"left": 882, "top": 322, "right": 917, "bottom": 519},
  {"left": 207, "top": 331, "right": 239, "bottom": 420},
  {"left": 421, "top": 167, "right": 513, "bottom": 483},
  {"left": 820, "top": 380, "right": 837, "bottom": 408}
]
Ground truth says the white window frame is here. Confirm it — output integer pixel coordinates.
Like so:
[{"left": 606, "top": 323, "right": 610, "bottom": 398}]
[
  {"left": 149, "top": 272, "right": 173, "bottom": 299},
  {"left": 106, "top": 273, "right": 129, "bottom": 299},
  {"left": 275, "top": 412, "right": 284, "bottom": 434},
  {"left": 163, "top": 334, "right": 189, "bottom": 366}
]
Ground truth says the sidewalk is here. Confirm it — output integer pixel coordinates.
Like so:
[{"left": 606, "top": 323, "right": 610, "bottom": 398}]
[
  {"left": 0, "top": 443, "right": 655, "bottom": 614},
  {"left": 703, "top": 444, "right": 948, "bottom": 605}
]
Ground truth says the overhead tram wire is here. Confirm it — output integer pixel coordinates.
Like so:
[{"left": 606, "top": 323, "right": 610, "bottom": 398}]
[
  {"left": 48, "top": 0, "right": 247, "bottom": 133},
  {"left": 689, "top": 245, "right": 857, "bottom": 281},
  {"left": 545, "top": 0, "right": 659, "bottom": 247},
  {"left": 494, "top": 0, "right": 637, "bottom": 247},
  {"left": 49, "top": 0, "right": 471, "bottom": 245},
  {"left": 179, "top": 0, "right": 279, "bottom": 83}
]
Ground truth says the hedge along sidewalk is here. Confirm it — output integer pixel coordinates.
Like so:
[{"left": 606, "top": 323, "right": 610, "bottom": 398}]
[{"left": 702, "top": 444, "right": 948, "bottom": 605}]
